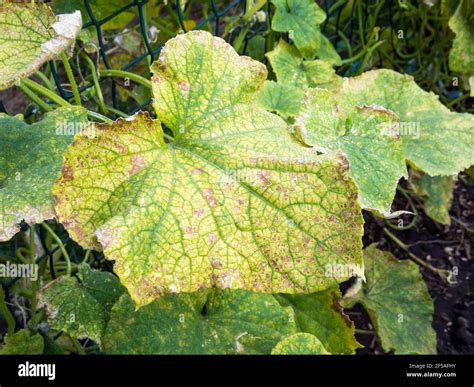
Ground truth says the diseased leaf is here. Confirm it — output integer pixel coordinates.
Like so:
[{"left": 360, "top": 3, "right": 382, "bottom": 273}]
[
  {"left": 271, "top": 333, "right": 329, "bottom": 354},
  {"left": 275, "top": 287, "right": 361, "bottom": 354},
  {"left": 0, "top": 2, "right": 81, "bottom": 90},
  {"left": 103, "top": 290, "right": 297, "bottom": 354},
  {"left": 411, "top": 172, "right": 454, "bottom": 225},
  {"left": 295, "top": 88, "right": 408, "bottom": 216},
  {"left": 266, "top": 40, "right": 342, "bottom": 89},
  {"left": 296, "top": 69, "right": 474, "bottom": 214},
  {"left": 448, "top": 0, "right": 474, "bottom": 75},
  {"left": 39, "top": 264, "right": 125, "bottom": 345},
  {"left": 54, "top": 31, "right": 363, "bottom": 306},
  {"left": 0, "top": 107, "right": 88, "bottom": 241},
  {"left": 256, "top": 80, "right": 304, "bottom": 118},
  {"left": 0, "top": 330, "right": 44, "bottom": 355},
  {"left": 271, "top": 0, "right": 325, "bottom": 58},
  {"left": 354, "top": 244, "right": 437, "bottom": 354}
]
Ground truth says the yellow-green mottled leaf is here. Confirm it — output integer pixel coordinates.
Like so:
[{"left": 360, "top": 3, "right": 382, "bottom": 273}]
[
  {"left": 271, "top": 333, "right": 329, "bottom": 354},
  {"left": 103, "top": 290, "right": 297, "bottom": 354},
  {"left": 271, "top": 0, "right": 325, "bottom": 58},
  {"left": 256, "top": 80, "right": 304, "bottom": 118},
  {"left": 266, "top": 40, "right": 342, "bottom": 89},
  {"left": 411, "top": 173, "right": 454, "bottom": 225},
  {"left": 448, "top": 0, "right": 474, "bottom": 75},
  {"left": 0, "top": 330, "right": 44, "bottom": 355},
  {"left": 296, "top": 88, "right": 408, "bottom": 216},
  {"left": 39, "top": 264, "right": 125, "bottom": 345},
  {"left": 275, "top": 287, "right": 361, "bottom": 354},
  {"left": 357, "top": 244, "right": 437, "bottom": 354},
  {"left": 326, "top": 70, "right": 474, "bottom": 177},
  {"left": 54, "top": 31, "right": 363, "bottom": 307},
  {"left": 0, "top": 107, "right": 88, "bottom": 241},
  {"left": 296, "top": 69, "right": 473, "bottom": 215},
  {"left": 0, "top": 2, "right": 81, "bottom": 90}
]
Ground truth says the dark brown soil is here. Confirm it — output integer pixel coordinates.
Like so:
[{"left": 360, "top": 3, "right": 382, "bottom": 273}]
[{"left": 347, "top": 173, "right": 474, "bottom": 354}]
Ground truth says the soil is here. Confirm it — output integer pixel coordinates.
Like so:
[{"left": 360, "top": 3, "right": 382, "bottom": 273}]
[{"left": 347, "top": 173, "right": 474, "bottom": 354}]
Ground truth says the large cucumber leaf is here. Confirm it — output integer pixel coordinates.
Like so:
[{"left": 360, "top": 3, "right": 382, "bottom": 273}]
[
  {"left": 346, "top": 244, "right": 437, "bottom": 354},
  {"left": 0, "top": 107, "right": 88, "bottom": 241},
  {"left": 295, "top": 69, "right": 474, "bottom": 215},
  {"left": 0, "top": 2, "right": 81, "bottom": 90},
  {"left": 54, "top": 31, "right": 363, "bottom": 306},
  {"left": 103, "top": 289, "right": 297, "bottom": 354}
]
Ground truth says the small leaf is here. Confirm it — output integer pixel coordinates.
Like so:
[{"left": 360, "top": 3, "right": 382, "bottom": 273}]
[
  {"left": 39, "top": 264, "right": 125, "bottom": 345},
  {"left": 54, "top": 31, "right": 364, "bottom": 306},
  {"left": 0, "top": 330, "right": 44, "bottom": 355},
  {"left": 103, "top": 290, "right": 297, "bottom": 354},
  {"left": 256, "top": 80, "right": 304, "bottom": 118},
  {"left": 411, "top": 173, "right": 454, "bottom": 225},
  {"left": 271, "top": 333, "right": 329, "bottom": 354},
  {"left": 356, "top": 244, "right": 437, "bottom": 354},
  {"left": 0, "top": 2, "right": 81, "bottom": 90},
  {"left": 271, "top": 0, "right": 339, "bottom": 63},
  {"left": 0, "top": 107, "right": 88, "bottom": 241},
  {"left": 296, "top": 69, "right": 474, "bottom": 214},
  {"left": 275, "top": 287, "right": 361, "bottom": 354},
  {"left": 296, "top": 89, "right": 408, "bottom": 216},
  {"left": 266, "top": 40, "right": 342, "bottom": 89},
  {"left": 448, "top": 0, "right": 474, "bottom": 75}
]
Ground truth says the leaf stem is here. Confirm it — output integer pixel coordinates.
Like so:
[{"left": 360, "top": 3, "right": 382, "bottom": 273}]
[
  {"left": 18, "top": 82, "right": 53, "bottom": 112},
  {"left": 29, "top": 225, "right": 38, "bottom": 328},
  {"left": 383, "top": 228, "right": 455, "bottom": 283},
  {"left": 99, "top": 69, "right": 152, "bottom": 89},
  {"left": 42, "top": 223, "right": 72, "bottom": 277},
  {"left": 61, "top": 52, "right": 82, "bottom": 106},
  {"left": 82, "top": 54, "right": 107, "bottom": 114},
  {"left": 0, "top": 284, "right": 15, "bottom": 336}
]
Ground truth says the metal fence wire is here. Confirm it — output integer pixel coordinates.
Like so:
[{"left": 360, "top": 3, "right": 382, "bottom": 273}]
[
  {"left": 52, "top": 0, "right": 248, "bottom": 114},
  {"left": 47, "top": 0, "right": 359, "bottom": 115}
]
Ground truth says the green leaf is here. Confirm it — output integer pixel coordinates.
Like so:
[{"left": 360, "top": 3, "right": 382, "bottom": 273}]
[
  {"left": 271, "top": 0, "right": 326, "bottom": 58},
  {"left": 411, "top": 173, "right": 454, "bottom": 225},
  {"left": 275, "top": 287, "right": 361, "bottom": 354},
  {"left": 271, "top": 333, "right": 329, "bottom": 354},
  {"left": 103, "top": 290, "right": 297, "bottom": 354},
  {"left": 266, "top": 40, "right": 342, "bottom": 89},
  {"left": 256, "top": 80, "right": 304, "bottom": 118},
  {"left": 39, "top": 264, "right": 125, "bottom": 345},
  {"left": 296, "top": 69, "right": 474, "bottom": 214},
  {"left": 54, "top": 31, "right": 363, "bottom": 306},
  {"left": 355, "top": 244, "right": 437, "bottom": 354},
  {"left": 295, "top": 88, "right": 408, "bottom": 216},
  {"left": 448, "top": 0, "right": 474, "bottom": 75},
  {"left": 0, "top": 107, "right": 88, "bottom": 242},
  {"left": 0, "top": 2, "right": 81, "bottom": 90},
  {"left": 0, "top": 330, "right": 44, "bottom": 355}
]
